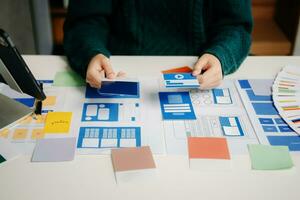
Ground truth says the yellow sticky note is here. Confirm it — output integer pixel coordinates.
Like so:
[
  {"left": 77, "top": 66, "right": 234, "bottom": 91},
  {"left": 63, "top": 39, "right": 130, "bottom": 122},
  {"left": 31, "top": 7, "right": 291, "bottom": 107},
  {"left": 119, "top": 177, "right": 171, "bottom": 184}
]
[
  {"left": 31, "top": 129, "right": 45, "bottom": 139},
  {"left": 0, "top": 129, "right": 9, "bottom": 138},
  {"left": 44, "top": 112, "right": 72, "bottom": 134},
  {"left": 43, "top": 96, "right": 57, "bottom": 106},
  {"left": 13, "top": 129, "right": 28, "bottom": 140}
]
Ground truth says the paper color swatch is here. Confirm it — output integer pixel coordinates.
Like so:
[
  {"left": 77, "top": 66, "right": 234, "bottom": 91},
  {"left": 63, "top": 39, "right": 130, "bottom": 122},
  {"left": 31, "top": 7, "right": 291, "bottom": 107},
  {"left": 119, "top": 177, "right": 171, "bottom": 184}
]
[
  {"left": 32, "top": 137, "right": 76, "bottom": 162},
  {"left": 248, "top": 144, "right": 293, "bottom": 170},
  {"left": 53, "top": 71, "right": 85, "bottom": 87},
  {"left": 111, "top": 146, "right": 156, "bottom": 172}
]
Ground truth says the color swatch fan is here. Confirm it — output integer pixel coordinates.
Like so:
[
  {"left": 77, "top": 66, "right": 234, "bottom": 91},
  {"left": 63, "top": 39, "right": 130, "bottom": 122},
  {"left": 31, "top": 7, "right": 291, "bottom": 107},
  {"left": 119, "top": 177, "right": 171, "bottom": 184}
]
[{"left": 272, "top": 65, "right": 300, "bottom": 134}]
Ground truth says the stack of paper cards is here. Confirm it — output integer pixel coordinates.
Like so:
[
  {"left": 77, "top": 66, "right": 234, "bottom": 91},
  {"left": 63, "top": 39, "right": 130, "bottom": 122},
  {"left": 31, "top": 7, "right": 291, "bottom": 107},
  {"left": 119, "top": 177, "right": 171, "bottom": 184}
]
[
  {"left": 163, "top": 73, "right": 200, "bottom": 88},
  {"left": 111, "top": 146, "right": 156, "bottom": 183},
  {"left": 248, "top": 144, "right": 293, "bottom": 170},
  {"left": 0, "top": 139, "right": 21, "bottom": 165},
  {"left": 188, "top": 137, "right": 231, "bottom": 170},
  {"left": 273, "top": 65, "right": 300, "bottom": 134},
  {"left": 31, "top": 137, "right": 76, "bottom": 162}
]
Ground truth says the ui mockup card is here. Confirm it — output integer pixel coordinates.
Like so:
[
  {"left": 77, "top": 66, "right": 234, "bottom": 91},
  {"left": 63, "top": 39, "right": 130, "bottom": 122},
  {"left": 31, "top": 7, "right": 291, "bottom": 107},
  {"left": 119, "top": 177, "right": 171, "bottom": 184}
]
[
  {"left": 158, "top": 92, "right": 196, "bottom": 120},
  {"left": 163, "top": 73, "right": 200, "bottom": 88},
  {"left": 97, "top": 81, "right": 140, "bottom": 97}
]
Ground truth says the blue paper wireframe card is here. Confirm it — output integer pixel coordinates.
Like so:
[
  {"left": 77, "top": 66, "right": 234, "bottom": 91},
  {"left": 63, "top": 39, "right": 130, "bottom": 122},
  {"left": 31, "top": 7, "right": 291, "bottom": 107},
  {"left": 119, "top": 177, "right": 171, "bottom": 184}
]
[
  {"left": 98, "top": 81, "right": 139, "bottom": 96},
  {"left": 85, "top": 82, "right": 140, "bottom": 98},
  {"left": 158, "top": 92, "right": 196, "bottom": 120},
  {"left": 163, "top": 73, "right": 199, "bottom": 88}
]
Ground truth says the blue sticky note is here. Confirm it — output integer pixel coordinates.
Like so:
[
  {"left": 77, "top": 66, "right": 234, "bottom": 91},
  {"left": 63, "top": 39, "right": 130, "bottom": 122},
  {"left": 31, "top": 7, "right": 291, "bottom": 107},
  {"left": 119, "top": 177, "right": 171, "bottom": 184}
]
[
  {"left": 163, "top": 73, "right": 199, "bottom": 88},
  {"left": 158, "top": 92, "right": 196, "bottom": 120}
]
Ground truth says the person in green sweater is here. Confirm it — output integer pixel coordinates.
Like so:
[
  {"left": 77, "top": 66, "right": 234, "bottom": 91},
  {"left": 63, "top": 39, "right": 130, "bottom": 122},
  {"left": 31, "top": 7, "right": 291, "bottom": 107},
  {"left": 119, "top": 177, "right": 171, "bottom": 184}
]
[{"left": 64, "top": 0, "right": 253, "bottom": 89}]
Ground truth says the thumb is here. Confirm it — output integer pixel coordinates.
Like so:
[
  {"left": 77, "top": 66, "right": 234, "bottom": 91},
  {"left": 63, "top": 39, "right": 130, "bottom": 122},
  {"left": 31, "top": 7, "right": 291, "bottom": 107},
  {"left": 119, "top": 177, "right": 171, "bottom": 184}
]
[
  {"left": 102, "top": 58, "right": 116, "bottom": 79},
  {"left": 192, "top": 55, "right": 208, "bottom": 76}
]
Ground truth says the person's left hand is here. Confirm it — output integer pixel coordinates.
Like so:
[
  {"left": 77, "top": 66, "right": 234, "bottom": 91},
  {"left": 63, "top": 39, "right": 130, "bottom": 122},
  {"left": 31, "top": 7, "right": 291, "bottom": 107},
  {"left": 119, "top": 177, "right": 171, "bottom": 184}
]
[{"left": 192, "top": 53, "right": 223, "bottom": 89}]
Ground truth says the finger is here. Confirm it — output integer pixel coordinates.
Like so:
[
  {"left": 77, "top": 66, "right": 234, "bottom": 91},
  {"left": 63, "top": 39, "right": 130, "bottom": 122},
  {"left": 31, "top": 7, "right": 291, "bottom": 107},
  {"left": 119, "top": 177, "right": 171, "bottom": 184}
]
[
  {"left": 199, "top": 70, "right": 222, "bottom": 89},
  {"left": 200, "top": 65, "right": 219, "bottom": 83},
  {"left": 200, "top": 78, "right": 222, "bottom": 89},
  {"left": 117, "top": 71, "right": 126, "bottom": 78},
  {"left": 192, "top": 56, "right": 208, "bottom": 76},
  {"left": 102, "top": 59, "right": 115, "bottom": 79},
  {"left": 87, "top": 69, "right": 104, "bottom": 88}
]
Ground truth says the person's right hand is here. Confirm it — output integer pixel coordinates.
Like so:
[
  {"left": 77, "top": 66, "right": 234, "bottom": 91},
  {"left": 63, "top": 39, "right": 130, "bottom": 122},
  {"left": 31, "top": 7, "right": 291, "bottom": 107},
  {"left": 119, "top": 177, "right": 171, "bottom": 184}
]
[{"left": 86, "top": 54, "right": 120, "bottom": 88}]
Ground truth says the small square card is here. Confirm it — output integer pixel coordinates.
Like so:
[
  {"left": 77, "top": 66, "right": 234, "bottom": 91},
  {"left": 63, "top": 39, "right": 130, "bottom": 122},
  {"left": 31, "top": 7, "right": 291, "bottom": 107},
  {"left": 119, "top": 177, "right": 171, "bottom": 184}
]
[
  {"left": 32, "top": 137, "right": 76, "bottom": 162},
  {"left": 248, "top": 144, "right": 293, "bottom": 170},
  {"left": 163, "top": 73, "right": 199, "bottom": 88},
  {"left": 188, "top": 137, "right": 231, "bottom": 170},
  {"left": 111, "top": 146, "right": 156, "bottom": 183}
]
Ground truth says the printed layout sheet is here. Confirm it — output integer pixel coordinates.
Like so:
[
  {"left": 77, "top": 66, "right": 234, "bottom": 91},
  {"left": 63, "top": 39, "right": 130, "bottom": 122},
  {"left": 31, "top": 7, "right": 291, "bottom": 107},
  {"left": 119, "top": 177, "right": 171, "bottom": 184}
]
[
  {"left": 1, "top": 77, "right": 300, "bottom": 156},
  {"left": 158, "top": 80, "right": 259, "bottom": 155}
]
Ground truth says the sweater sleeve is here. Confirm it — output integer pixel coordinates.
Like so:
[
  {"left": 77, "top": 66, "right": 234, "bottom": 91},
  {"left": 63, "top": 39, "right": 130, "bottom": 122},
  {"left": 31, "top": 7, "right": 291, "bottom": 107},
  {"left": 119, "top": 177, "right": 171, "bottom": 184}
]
[
  {"left": 63, "top": 0, "right": 112, "bottom": 78},
  {"left": 204, "top": 0, "right": 253, "bottom": 75}
]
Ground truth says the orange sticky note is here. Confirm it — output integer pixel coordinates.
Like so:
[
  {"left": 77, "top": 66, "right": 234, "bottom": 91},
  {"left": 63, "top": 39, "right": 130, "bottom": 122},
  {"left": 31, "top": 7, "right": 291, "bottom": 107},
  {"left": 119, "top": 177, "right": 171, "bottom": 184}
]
[
  {"left": 12, "top": 129, "right": 28, "bottom": 140},
  {"left": 162, "top": 66, "right": 193, "bottom": 74},
  {"left": 0, "top": 129, "right": 9, "bottom": 138},
  {"left": 43, "top": 96, "right": 57, "bottom": 106},
  {"left": 188, "top": 137, "right": 230, "bottom": 160},
  {"left": 44, "top": 112, "right": 72, "bottom": 134},
  {"left": 31, "top": 129, "right": 45, "bottom": 139}
]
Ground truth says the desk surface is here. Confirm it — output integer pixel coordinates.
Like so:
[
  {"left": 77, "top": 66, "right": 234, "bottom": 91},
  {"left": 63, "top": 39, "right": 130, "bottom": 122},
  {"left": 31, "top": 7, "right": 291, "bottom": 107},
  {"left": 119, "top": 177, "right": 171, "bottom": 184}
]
[{"left": 1, "top": 55, "right": 300, "bottom": 200}]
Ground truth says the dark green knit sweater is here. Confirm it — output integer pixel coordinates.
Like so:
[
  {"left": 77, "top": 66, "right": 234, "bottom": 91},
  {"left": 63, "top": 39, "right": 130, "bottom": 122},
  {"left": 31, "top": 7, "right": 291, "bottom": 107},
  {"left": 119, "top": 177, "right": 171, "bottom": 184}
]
[{"left": 64, "top": 0, "right": 253, "bottom": 78}]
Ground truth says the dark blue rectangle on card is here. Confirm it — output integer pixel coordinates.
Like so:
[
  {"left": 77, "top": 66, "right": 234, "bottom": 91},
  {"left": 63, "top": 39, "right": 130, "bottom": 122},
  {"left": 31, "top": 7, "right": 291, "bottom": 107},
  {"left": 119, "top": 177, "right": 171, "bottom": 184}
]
[
  {"left": 267, "top": 136, "right": 300, "bottom": 151},
  {"left": 85, "top": 83, "right": 140, "bottom": 99},
  {"left": 14, "top": 98, "right": 35, "bottom": 107},
  {"left": 259, "top": 118, "right": 274, "bottom": 125},
  {"left": 274, "top": 118, "right": 286, "bottom": 125},
  {"left": 238, "top": 80, "right": 251, "bottom": 89},
  {"left": 213, "top": 89, "right": 224, "bottom": 97},
  {"left": 158, "top": 92, "right": 196, "bottom": 120},
  {"left": 246, "top": 90, "right": 272, "bottom": 102},
  {"left": 99, "top": 81, "right": 139, "bottom": 96},
  {"left": 262, "top": 126, "right": 278, "bottom": 132},
  {"left": 252, "top": 103, "right": 278, "bottom": 115},
  {"left": 278, "top": 126, "right": 293, "bottom": 132}
]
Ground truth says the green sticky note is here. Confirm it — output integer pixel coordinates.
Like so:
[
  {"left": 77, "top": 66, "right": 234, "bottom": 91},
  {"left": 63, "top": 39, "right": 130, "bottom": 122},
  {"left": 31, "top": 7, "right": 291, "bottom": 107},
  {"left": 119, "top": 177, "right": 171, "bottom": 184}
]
[
  {"left": 0, "top": 154, "right": 6, "bottom": 163},
  {"left": 248, "top": 144, "right": 293, "bottom": 170},
  {"left": 53, "top": 71, "right": 85, "bottom": 87}
]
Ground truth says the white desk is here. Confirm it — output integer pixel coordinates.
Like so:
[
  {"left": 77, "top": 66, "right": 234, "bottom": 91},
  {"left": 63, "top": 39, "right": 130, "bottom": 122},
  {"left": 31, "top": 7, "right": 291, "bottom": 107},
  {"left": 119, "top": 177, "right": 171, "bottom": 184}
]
[{"left": 1, "top": 56, "right": 300, "bottom": 200}]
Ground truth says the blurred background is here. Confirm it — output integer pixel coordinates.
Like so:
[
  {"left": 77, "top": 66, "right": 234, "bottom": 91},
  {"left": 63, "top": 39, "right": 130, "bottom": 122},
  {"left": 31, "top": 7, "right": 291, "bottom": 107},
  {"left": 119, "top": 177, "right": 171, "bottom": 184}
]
[{"left": 0, "top": 0, "right": 299, "bottom": 56}]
